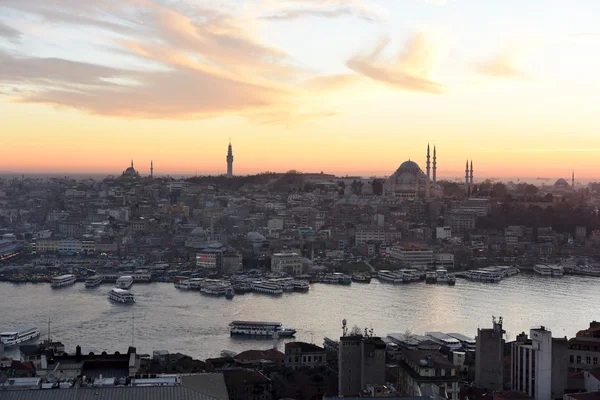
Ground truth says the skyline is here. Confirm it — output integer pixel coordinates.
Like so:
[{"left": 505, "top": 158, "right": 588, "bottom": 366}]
[{"left": 2, "top": 0, "right": 600, "bottom": 177}]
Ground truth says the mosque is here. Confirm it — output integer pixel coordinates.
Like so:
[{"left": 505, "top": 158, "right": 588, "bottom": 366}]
[
  {"left": 118, "top": 160, "right": 153, "bottom": 180},
  {"left": 382, "top": 145, "right": 444, "bottom": 199}
]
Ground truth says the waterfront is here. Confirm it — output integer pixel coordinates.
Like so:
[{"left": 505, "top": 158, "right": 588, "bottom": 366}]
[{"left": 1, "top": 273, "right": 599, "bottom": 361}]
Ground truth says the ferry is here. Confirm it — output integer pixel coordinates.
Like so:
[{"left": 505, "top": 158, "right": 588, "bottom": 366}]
[
  {"left": 250, "top": 281, "right": 284, "bottom": 295},
  {"left": 229, "top": 321, "right": 296, "bottom": 337},
  {"left": 425, "top": 272, "right": 437, "bottom": 284},
  {"left": 84, "top": 275, "right": 103, "bottom": 288},
  {"left": 292, "top": 280, "right": 310, "bottom": 292},
  {"left": 549, "top": 265, "right": 564, "bottom": 277},
  {"left": 377, "top": 270, "right": 404, "bottom": 284},
  {"left": 322, "top": 273, "right": 352, "bottom": 285},
  {"left": 533, "top": 264, "right": 553, "bottom": 276},
  {"left": 50, "top": 274, "right": 76, "bottom": 288},
  {"left": 116, "top": 275, "right": 134, "bottom": 289},
  {"left": 352, "top": 274, "right": 372, "bottom": 283},
  {"left": 0, "top": 325, "right": 40, "bottom": 346},
  {"left": 108, "top": 288, "right": 136, "bottom": 304},
  {"left": 435, "top": 269, "right": 450, "bottom": 283}
]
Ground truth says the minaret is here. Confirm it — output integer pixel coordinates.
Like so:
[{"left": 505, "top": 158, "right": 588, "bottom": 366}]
[
  {"left": 131, "top": 160, "right": 134, "bottom": 169},
  {"left": 226, "top": 139, "right": 234, "bottom": 178},
  {"left": 572, "top": 171, "right": 575, "bottom": 190},
  {"left": 433, "top": 146, "right": 437, "bottom": 183},
  {"left": 470, "top": 160, "right": 474, "bottom": 185},
  {"left": 426, "top": 144, "right": 431, "bottom": 181},
  {"left": 150, "top": 160, "right": 153, "bottom": 178},
  {"left": 465, "top": 160, "right": 469, "bottom": 195}
]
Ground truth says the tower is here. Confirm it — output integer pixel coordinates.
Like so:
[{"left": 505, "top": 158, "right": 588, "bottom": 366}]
[
  {"left": 465, "top": 160, "right": 469, "bottom": 187},
  {"left": 572, "top": 171, "right": 575, "bottom": 190},
  {"left": 432, "top": 146, "right": 437, "bottom": 183},
  {"left": 426, "top": 144, "right": 431, "bottom": 181},
  {"left": 470, "top": 160, "right": 474, "bottom": 185},
  {"left": 150, "top": 160, "right": 153, "bottom": 178},
  {"left": 226, "top": 140, "right": 234, "bottom": 178},
  {"left": 131, "top": 160, "right": 134, "bottom": 169}
]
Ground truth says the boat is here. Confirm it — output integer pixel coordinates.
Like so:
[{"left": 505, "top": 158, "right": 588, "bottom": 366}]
[
  {"left": 425, "top": 272, "right": 437, "bottom": 284},
  {"left": 549, "top": 265, "right": 564, "bottom": 277},
  {"left": 292, "top": 280, "right": 310, "bottom": 292},
  {"left": 352, "top": 274, "right": 372, "bottom": 283},
  {"left": 225, "top": 288, "right": 235, "bottom": 299},
  {"left": 50, "top": 274, "right": 76, "bottom": 288},
  {"left": 250, "top": 281, "right": 284, "bottom": 295},
  {"left": 0, "top": 325, "right": 40, "bottom": 346},
  {"left": 108, "top": 288, "right": 136, "bottom": 304},
  {"left": 233, "top": 283, "right": 251, "bottom": 294},
  {"left": 377, "top": 270, "right": 404, "bottom": 284},
  {"left": 435, "top": 269, "right": 449, "bottom": 284},
  {"left": 84, "top": 275, "right": 103, "bottom": 288},
  {"left": 116, "top": 275, "right": 134, "bottom": 289},
  {"left": 202, "top": 284, "right": 230, "bottom": 296},
  {"left": 229, "top": 321, "right": 296, "bottom": 337},
  {"left": 447, "top": 275, "right": 456, "bottom": 286},
  {"left": 533, "top": 264, "right": 553, "bottom": 276}
]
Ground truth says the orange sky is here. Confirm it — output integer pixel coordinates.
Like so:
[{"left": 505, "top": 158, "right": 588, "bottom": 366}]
[{"left": 1, "top": 0, "right": 600, "bottom": 180}]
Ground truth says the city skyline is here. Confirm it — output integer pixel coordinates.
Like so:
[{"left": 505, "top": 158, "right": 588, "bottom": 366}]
[{"left": 2, "top": 0, "right": 600, "bottom": 177}]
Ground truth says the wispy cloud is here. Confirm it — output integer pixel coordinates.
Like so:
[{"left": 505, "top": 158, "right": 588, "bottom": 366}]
[
  {"left": 0, "top": 20, "right": 22, "bottom": 42},
  {"left": 476, "top": 39, "right": 539, "bottom": 80},
  {"left": 260, "top": 0, "right": 386, "bottom": 22},
  {"left": 0, "top": 0, "right": 343, "bottom": 122},
  {"left": 346, "top": 32, "right": 446, "bottom": 93}
]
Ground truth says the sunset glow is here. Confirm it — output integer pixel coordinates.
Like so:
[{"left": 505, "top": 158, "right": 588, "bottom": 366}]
[{"left": 2, "top": 0, "right": 600, "bottom": 179}]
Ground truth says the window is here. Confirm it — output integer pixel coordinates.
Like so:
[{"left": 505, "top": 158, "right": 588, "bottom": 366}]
[
  {"left": 594, "top": 357, "right": 598, "bottom": 365},
  {"left": 570, "top": 355, "right": 574, "bottom": 363},
  {"left": 577, "top": 356, "right": 581, "bottom": 364},
  {"left": 586, "top": 356, "right": 591, "bottom": 364}
]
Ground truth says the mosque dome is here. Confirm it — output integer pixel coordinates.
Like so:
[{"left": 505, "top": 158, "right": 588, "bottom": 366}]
[
  {"left": 125, "top": 166, "right": 136, "bottom": 174},
  {"left": 554, "top": 178, "right": 569, "bottom": 187},
  {"left": 398, "top": 160, "right": 421, "bottom": 174}
]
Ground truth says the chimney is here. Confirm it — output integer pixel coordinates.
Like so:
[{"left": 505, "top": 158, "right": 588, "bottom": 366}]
[{"left": 76, "top": 345, "right": 82, "bottom": 362}]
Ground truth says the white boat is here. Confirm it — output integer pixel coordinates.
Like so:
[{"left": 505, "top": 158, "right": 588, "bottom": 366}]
[
  {"left": 250, "top": 281, "right": 284, "bottom": 295},
  {"left": 533, "top": 264, "right": 553, "bottom": 276},
  {"left": 85, "top": 275, "right": 103, "bottom": 288},
  {"left": 549, "top": 265, "right": 564, "bottom": 277},
  {"left": 377, "top": 270, "right": 404, "bottom": 284},
  {"left": 0, "top": 325, "right": 40, "bottom": 346},
  {"left": 229, "top": 321, "right": 296, "bottom": 337},
  {"left": 50, "top": 274, "right": 76, "bottom": 288},
  {"left": 108, "top": 288, "right": 135, "bottom": 304},
  {"left": 201, "top": 284, "right": 230, "bottom": 296},
  {"left": 116, "top": 275, "right": 134, "bottom": 289},
  {"left": 292, "top": 280, "right": 309, "bottom": 292},
  {"left": 435, "top": 269, "right": 449, "bottom": 283}
]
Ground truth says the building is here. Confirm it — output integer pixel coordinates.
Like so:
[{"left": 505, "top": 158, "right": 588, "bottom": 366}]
[
  {"left": 434, "top": 253, "right": 454, "bottom": 269},
  {"left": 221, "top": 251, "right": 242, "bottom": 274},
  {"left": 355, "top": 228, "right": 402, "bottom": 245},
  {"left": 568, "top": 321, "right": 600, "bottom": 372},
  {"left": 226, "top": 141, "right": 234, "bottom": 178},
  {"left": 382, "top": 145, "right": 443, "bottom": 199},
  {"left": 445, "top": 211, "right": 477, "bottom": 234},
  {"left": 436, "top": 226, "right": 452, "bottom": 240},
  {"left": 222, "top": 369, "right": 271, "bottom": 400},
  {"left": 270, "top": 252, "right": 303, "bottom": 275},
  {"left": 388, "top": 244, "right": 433, "bottom": 269},
  {"left": 475, "top": 319, "right": 505, "bottom": 391},
  {"left": 576, "top": 226, "right": 587, "bottom": 243},
  {"left": 396, "top": 349, "right": 460, "bottom": 399},
  {"left": 284, "top": 342, "right": 327, "bottom": 370},
  {"left": 509, "top": 327, "right": 566, "bottom": 400},
  {"left": 338, "top": 335, "right": 386, "bottom": 397}
]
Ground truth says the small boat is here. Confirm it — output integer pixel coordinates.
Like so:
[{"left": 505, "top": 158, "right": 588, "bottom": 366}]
[
  {"left": 229, "top": 321, "right": 296, "bottom": 337},
  {"left": 0, "top": 325, "right": 40, "bottom": 346},
  {"left": 85, "top": 275, "right": 103, "bottom": 288},
  {"left": 447, "top": 276, "right": 456, "bottom": 286},
  {"left": 292, "top": 280, "right": 310, "bottom": 292},
  {"left": 108, "top": 288, "right": 136, "bottom": 304},
  {"left": 50, "top": 274, "right": 76, "bottom": 288},
  {"left": 225, "top": 288, "right": 235, "bottom": 299},
  {"left": 352, "top": 274, "right": 372, "bottom": 283},
  {"left": 116, "top": 275, "right": 134, "bottom": 289},
  {"left": 425, "top": 272, "right": 437, "bottom": 284}
]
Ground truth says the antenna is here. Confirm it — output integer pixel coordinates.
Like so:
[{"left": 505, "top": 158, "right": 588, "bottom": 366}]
[
  {"left": 342, "top": 319, "right": 347, "bottom": 337},
  {"left": 131, "top": 313, "right": 135, "bottom": 347},
  {"left": 47, "top": 319, "right": 51, "bottom": 343}
]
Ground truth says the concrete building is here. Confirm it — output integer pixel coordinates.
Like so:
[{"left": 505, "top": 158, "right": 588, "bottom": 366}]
[
  {"left": 576, "top": 226, "right": 587, "bottom": 242},
  {"left": 436, "top": 226, "right": 452, "bottom": 240},
  {"left": 434, "top": 253, "right": 454, "bottom": 269},
  {"left": 445, "top": 211, "right": 477, "bottom": 234},
  {"left": 475, "top": 320, "right": 505, "bottom": 391},
  {"left": 338, "top": 335, "right": 386, "bottom": 397},
  {"left": 284, "top": 342, "right": 327, "bottom": 370},
  {"left": 388, "top": 244, "right": 433, "bottom": 269},
  {"left": 355, "top": 229, "right": 402, "bottom": 245},
  {"left": 221, "top": 251, "right": 242, "bottom": 274},
  {"left": 568, "top": 321, "right": 600, "bottom": 372},
  {"left": 270, "top": 252, "right": 303, "bottom": 275},
  {"left": 510, "top": 327, "right": 567, "bottom": 400},
  {"left": 397, "top": 349, "right": 460, "bottom": 399}
]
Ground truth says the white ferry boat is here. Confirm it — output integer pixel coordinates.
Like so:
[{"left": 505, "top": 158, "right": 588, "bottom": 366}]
[
  {"left": 116, "top": 275, "right": 134, "bottom": 289},
  {"left": 84, "top": 275, "right": 103, "bottom": 288},
  {"left": 229, "top": 321, "right": 296, "bottom": 337},
  {"left": 0, "top": 325, "right": 40, "bottom": 346},
  {"left": 533, "top": 264, "right": 553, "bottom": 276},
  {"left": 549, "top": 265, "right": 564, "bottom": 277},
  {"left": 377, "top": 270, "right": 404, "bottom": 284},
  {"left": 108, "top": 288, "right": 136, "bottom": 304},
  {"left": 50, "top": 274, "right": 76, "bottom": 288},
  {"left": 435, "top": 269, "right": 449, "bottom": 283},
  {"left": 292, "top": 280, "right": 310, "bottom": 292},
  {"left": 250, "top": 281, "right": 284, "bottom": 295}
]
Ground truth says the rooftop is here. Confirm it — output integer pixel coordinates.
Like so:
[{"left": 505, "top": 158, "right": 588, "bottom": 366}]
[
  {"left": 0, "top": 386, "right": 217, "bottom": 400},
  {"left": 285, "top": 342, "right": 325, "bottom": 353}
]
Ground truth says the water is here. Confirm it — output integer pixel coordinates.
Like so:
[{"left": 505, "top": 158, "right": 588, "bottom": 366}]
[{"left": 1, "top": 274, "right": 598, "bottom": 360}]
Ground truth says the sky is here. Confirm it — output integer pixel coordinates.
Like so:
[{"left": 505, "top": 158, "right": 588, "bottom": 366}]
[{"left": 1, "top": 0, "right": 600, "bottom": 180}]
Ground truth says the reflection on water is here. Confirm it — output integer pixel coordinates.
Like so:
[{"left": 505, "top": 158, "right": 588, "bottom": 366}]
[{"left": 1, "top": 273, "right": 598, "bottom": 360}]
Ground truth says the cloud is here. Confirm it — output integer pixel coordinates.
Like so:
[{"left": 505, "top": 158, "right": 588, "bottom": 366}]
[
  {"left": 260, "top": 0, "right": 385, "bottom": 22},
  {"left": 346, "top": 32, "right": 446, "bottom": 93},
  {"left": 0, "top": 0, "right": 342, "bottom": 122},
  {"left": 0, "top": 21, "right": 22, "bottom": 41},
  {"left": 302, "top": 74, "right": 359, "bottom": 91},
  {"left": 477, "top": 50, "right": 528, "bottom": 79}
]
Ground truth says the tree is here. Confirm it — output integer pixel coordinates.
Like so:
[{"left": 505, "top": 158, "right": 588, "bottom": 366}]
[
  {"left": 349, "top": 325, "right": 362, "bottom": 336},
  {"left": 491, "top": 182, "right": 508, "bottom": 198}
]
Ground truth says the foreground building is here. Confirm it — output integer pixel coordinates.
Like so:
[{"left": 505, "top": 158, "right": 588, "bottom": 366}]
[
  {"left": 338, "top": 335, "right": 386, "bottom": 396},
  {"left": 475, "top": 319, "right": 505, "bottom": 391}
]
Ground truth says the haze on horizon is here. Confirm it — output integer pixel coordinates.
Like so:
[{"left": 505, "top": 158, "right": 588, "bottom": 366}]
[{"left": 1, "top": 0, "right": 599, "bottom": 179}]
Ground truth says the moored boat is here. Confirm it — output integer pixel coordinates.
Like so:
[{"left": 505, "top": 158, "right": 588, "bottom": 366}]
[
  {"left": 352, "top": 274, "right": 372, "bottom": 283},
  {"left": 0, "top": 325, "right": 40, "bottom": 346},
  {"left": 225, "top": 287, "right": 235, "bottom": 299},
  {"left": 50, "top": 274, "right": 76, "bottom": 288},
  {"left": 116, "top": 275, "right": 134, "bottom": 289},
  {"left": 425, "top": 272, "right": 437, "bottom": 284},
  {"left": 85, "top": 275, "right": 103, "bottom": 288}
]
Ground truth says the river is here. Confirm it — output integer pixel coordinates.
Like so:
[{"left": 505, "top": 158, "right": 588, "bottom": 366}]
[{"left": 1, "top": 273, "right": 598, "bottom": 360}]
